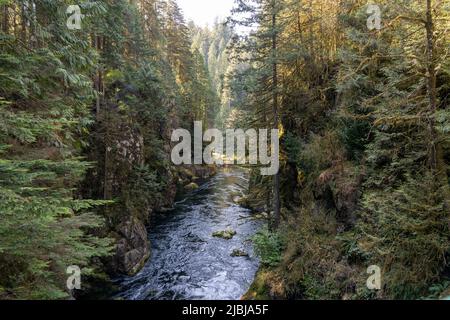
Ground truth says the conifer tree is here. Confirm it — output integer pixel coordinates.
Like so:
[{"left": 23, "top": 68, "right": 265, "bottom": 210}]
[
  {"left": 337, "top": 0, "right": 450, "bottom": 298},
  {"left": 0, "top": 1, "right": 113, "bottom": 299},
  {"left": 229, "top": 0, "right": 285, "bottom": 229}
]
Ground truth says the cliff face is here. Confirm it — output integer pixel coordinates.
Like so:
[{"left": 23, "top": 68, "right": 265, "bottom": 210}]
[
  {"left": 114, "top": 216, "right": 150, "bottom": 275},
  {"left": 80, "top": 116, "right": 155, "bottom": 276}
]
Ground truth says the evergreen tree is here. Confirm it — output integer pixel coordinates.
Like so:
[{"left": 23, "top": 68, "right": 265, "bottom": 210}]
[
  {"left": 0, "top": 0, "right": 112, "bottom": 299},
  {"left": 229, "top": 0, "right": 286, "bottom": 229},
  {"left": 337, "top": 0, "right": 450, "bottom": 298}
]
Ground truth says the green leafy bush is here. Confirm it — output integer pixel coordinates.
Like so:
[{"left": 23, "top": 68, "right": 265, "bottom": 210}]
[{"left": 253, "top": 229, "right": 284, "bottom": 267}]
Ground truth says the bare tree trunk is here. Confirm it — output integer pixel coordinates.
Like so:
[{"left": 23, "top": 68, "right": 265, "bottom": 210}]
[
  {"left": 272, "top": 2, "right": 281, "bottom": 230},
  {"left": 1, "top": 4, "right": 7, "bottom": 33},
  {"left": 94, "top": 35, "right": 102, "bottom": 116},
  {"left": 425, "top": 0, "right": 438, "bottom": 171},
  {"left": 21, "top": 2, "right": 26, "bottom": 43}
]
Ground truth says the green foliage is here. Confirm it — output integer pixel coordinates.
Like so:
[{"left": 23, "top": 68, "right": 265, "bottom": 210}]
[
  {"left": 2, "top": 0, "right": 225, "bottom": 299},
  {"left": 298, "top": 131, "right": 345, "bottom": 176},
  {"left": 436, "top": 109, "right": 450, "bottom": 137},
  {"left": 0, "top": 143, "right": 114, "bottom": 300},
  {"left": 337, "top": 232, "right": 369, "bottom": 264},
  {"left": 231, "top": 0, "right": 450, "bottom": 301},
  {"left": 253, "top": 229, "right": 284, "bottom": 267},
  {"left": 284, "top": 132, "right": 302, "bottom": 165},
  {"left": 422, "top": 280, "right": 450, "bottom": 300},
  {"left": 122, "top": 165, "right": 165, "bottom": 220},
  {"left": 358, "top": 173, "right": 450, "bottom": 299},
  {"left": 300, "top": 274, "right": 336, "bottom": 300},
  {"left": 0, "top": 1, "right": 114, "bottom": 299},
  {"left": 339, "top": 119, "right": 371, "bottom": 161},
  {"left": 337, "top": 0, "right": 449, "bottom": 300},
  {"left": 191, "top": 20, "right": 234, "bottom": 126}
]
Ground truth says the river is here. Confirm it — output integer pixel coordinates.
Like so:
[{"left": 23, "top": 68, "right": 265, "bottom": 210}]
[{"left": 113, "top": 167, "right": 262, "bottom": 300}]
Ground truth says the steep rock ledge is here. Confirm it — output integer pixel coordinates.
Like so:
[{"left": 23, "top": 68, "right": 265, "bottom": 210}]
[{"left": 113, "top": 216, "right": 150, "bottom": 275}]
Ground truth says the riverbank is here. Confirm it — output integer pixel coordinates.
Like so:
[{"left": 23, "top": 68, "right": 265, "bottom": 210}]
[{"left": 242, "top": 268, "right": 285, "bottom": 300}]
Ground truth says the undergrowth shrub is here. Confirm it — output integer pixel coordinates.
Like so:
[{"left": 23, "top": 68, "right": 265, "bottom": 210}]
[
  {"left": 339, "top": 119, "right": 371, "bottom": 161},
  {"left": 280, "top": 208, "right": 360, "bottom": 299},
  {"left": 253, "top": 229, "right": 285, "bottom": 267},
  {"left": 298, "top": 131, "right": 346, "bottom": 177},
  {"left": 358, "top": 173, "right": 450, "bottom": 299}
]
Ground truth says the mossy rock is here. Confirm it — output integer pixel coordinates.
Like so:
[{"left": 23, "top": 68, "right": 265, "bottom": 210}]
[
  {"left": 231, "top": 249, "right": 249, "bottom": 257},
  {"left": 254, "top": 212, "right": 268, "bottom": 220},
  {"left": 241, "top": 269, "right": 272, "bottom": 300},
  {"left": 184, "top": 182, "right": 199, "bottom": 191},
  {"left": 180, "top": 167, "right": 195, "bottom": 179},
  {"left": 159, "top": 207, "right": 175, "bottom": 213},
  {"left": 237, "top": 195, "right": 250, "bottom": 207},
  {"left": 212, "top": 229, "right": 236, "bottom": 240}
]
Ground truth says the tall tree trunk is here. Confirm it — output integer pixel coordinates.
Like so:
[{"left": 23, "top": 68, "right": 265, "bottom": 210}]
[
  {"left": 20, "top": 2, "right": 26, "bottom": 43},
  {"left": 2, "top": 3, "right": 9, "bottom": 33},
  {"left": 92, "top": 35, "right": 105, "bottom": 118},
  {"left": 94, "top": 35, "right": 102, "bottom": 116},
  {"left": 425, "top": 0, "right": 438, "bottom": 172},
  {"left": 272, "top": 2, "right": 281, "bottom": 229}
]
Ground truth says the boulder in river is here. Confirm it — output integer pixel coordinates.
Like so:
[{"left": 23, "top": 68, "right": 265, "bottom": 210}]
[
  {"left": 254, "top": 212, "right": 269, "bottom": 220},
  {"left": 212, "top": 229, "right": 236, "bottom": 240},
  {"left": 231, "top": 249, "right": 249, "bottom": 257},
  {"left": 184, "top": 182, "right": 199, "bottom": 191},
  {"left": 113, "top": 216, "right": 150, "bottom": 276}
]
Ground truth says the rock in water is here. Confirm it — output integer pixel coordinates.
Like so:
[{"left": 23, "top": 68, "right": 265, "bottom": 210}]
[
  {"left": 231, "top": 249, "right": 249, "bottom": 257},
  {"left": 113, "top": 217, "right": 150, "bottom": 275},
  {"left": 212, "top": 229, "right": 237, "bottom": 240},
  {"left": 184, "top": 182, "right": 199, "bottom": 191}
]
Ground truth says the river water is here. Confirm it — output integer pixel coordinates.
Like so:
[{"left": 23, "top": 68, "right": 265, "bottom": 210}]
[{"left": 113, "top": 168, "right": 262, "bottom": 300}]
